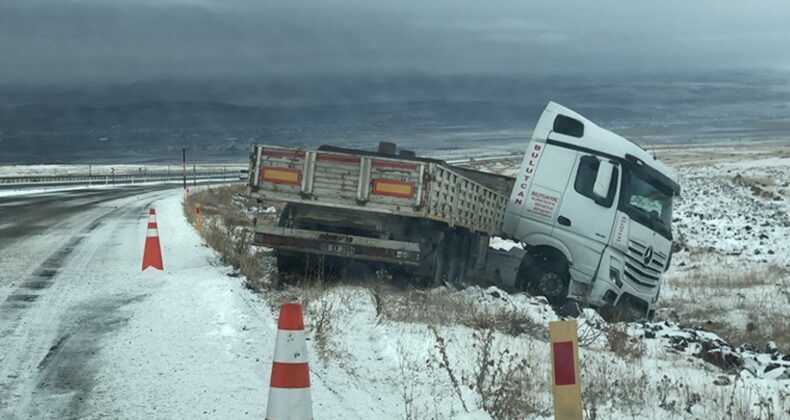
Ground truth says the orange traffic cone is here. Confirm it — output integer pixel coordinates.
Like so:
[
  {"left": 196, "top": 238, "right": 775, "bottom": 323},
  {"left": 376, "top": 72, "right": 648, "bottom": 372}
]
[
  {"left": 266, "top": 303, "right": 312, "bottom": 420},
  {"left": 142, "top": 208, "right": 164, "bottom": 271}
]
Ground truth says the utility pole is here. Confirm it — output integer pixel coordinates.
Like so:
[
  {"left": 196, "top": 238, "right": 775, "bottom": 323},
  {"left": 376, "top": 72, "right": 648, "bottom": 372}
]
[
  {"left": 182, "top": 148, "right": 187, "bottom": 190},
  {"left": 193, "top": 163, "right": 197, "bottom": 187}
]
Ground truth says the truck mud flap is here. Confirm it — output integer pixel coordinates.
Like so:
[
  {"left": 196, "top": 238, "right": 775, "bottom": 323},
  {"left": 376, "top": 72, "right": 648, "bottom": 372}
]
[{"left": 253, "top": 225, "right": 421, "bottom": 266}]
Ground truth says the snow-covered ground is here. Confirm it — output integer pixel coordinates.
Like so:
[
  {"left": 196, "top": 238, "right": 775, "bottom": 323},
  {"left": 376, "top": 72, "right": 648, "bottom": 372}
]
[
  {"left": 205, "top": 141, "right": 789, "bottom": 418},
  {"left": 2, "top": 141, "right": 788, "bottom": 419},
  {"left": 656, "top": 144, "right": 790, "bottom": 375}
]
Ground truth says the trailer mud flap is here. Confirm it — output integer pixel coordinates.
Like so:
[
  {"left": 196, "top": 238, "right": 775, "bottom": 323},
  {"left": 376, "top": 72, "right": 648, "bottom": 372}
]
[{"left": 254, "top": 226, "right": 421, "bottom": 266}]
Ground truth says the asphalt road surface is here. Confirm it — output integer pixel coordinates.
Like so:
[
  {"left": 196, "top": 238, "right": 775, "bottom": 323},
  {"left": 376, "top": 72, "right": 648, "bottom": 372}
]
[
  {"left": 0, "top": 186, "right": 184, "bottom": 418},
  {"left": 0, "top": 185, "right": 359, "bottom": 419}
]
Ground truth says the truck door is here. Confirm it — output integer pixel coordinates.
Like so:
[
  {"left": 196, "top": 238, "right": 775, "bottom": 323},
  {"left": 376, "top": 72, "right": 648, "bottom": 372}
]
[
  {"left": 505, "top": 141, "right": 577, "bottom": 240},
  {"left": 552, "top": 154, "right": 620, "bottom": 280}
]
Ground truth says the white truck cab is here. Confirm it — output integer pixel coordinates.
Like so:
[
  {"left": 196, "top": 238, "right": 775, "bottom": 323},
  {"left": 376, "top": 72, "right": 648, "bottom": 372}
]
[{"left": 503, "top": 102, "right": 680, "bottom": 319}]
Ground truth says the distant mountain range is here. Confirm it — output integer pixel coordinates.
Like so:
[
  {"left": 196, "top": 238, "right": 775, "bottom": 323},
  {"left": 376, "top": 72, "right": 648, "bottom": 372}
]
[{"left": 1, "top": 72, "right": 788, "bottom": 163}]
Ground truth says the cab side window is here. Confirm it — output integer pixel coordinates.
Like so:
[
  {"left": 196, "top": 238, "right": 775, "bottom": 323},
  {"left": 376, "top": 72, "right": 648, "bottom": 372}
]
[{"left": 574, "top": 155, "right": 618, "bottom": 207}]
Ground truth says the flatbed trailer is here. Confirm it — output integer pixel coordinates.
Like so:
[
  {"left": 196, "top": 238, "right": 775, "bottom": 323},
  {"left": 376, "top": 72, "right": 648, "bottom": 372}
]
[{"left": 247, "top": 143, "right": 514, "bottom": 284}]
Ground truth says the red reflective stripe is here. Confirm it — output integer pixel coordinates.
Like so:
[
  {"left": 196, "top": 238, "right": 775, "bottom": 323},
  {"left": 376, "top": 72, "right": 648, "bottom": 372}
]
[
  {"left": 553, "top": 341, "right": 576, "bottom": 385},
  {"left": 372, "top": 160, "right": 418, "bottom": 171},
  {"left": 262, "top": 149, "right": 305, "bottom": 159},
  {"left": 147, "top": 222, "right": 157, "bottom": 229},
  {"left": 270, "top": 362, "right": 310, "bottom": 388},
  {"left": 278, "top": 303, "right": 305, "bottom": 330},
  {"left": 317, "top": 154, "right": 361, "bottom": 164}
]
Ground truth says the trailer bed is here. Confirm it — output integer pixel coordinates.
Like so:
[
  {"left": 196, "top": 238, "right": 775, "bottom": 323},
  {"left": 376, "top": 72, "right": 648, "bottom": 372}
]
[{"left": 247, "top": 144, "right": 513, "bottom": 235}]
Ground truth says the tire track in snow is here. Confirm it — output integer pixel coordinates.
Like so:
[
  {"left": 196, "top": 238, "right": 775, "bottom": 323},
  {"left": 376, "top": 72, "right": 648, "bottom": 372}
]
[{"left": 0, "top": 189, "right": 172, "bottom": 417}]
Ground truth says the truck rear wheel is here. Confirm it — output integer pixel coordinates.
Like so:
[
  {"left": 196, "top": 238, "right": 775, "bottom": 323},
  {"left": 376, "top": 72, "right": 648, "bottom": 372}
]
[
  {"left": 428, "top": 231, "right": 471, "bottom": 287},
  {"left": 276, "top": 251, "right": 305, "bottom": 276},
  {"left": 517, "top": 251, "right": 569, "bottom": 305},
  {"left": 430, "top": 238, "right": 448, "bottom": 287},
  {"left": 275, "top": 206, "right": 304, "bottom": 277}
]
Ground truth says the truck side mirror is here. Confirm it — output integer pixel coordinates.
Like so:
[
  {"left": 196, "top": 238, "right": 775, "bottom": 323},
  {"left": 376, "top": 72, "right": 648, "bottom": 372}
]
[
  {"left": 593, "top": 160, "right": 615, "bottom": 199},
  {"left": 574, "top": 156, "right": 618, "bottom": 207}
]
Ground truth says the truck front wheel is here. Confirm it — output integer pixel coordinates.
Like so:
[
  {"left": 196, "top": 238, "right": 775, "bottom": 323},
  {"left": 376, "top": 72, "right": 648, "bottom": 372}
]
[{"left": 517, "top": 251, "right": 569, "bottom": 305}]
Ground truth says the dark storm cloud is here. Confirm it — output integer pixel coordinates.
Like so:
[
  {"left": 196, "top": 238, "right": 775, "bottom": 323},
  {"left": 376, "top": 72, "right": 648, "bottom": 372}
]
[{"left": 1, "top": 0, "right": 789, "bottom": 86}]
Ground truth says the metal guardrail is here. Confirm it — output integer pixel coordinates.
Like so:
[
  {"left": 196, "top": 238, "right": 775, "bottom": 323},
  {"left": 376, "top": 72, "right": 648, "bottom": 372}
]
[{"left": 0, "top": 171, "right": 247, "bottom": 187}]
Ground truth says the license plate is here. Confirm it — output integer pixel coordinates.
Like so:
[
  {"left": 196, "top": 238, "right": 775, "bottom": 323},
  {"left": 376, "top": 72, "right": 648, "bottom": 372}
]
[{"left": 320, "top": 243, "right": 355, "bottom": 255}]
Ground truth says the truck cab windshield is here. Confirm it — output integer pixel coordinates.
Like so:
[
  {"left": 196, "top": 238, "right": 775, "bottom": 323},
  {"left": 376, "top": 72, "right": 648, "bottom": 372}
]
[{"left": 619, "top": 168, "right": 673, "bottom": 239}]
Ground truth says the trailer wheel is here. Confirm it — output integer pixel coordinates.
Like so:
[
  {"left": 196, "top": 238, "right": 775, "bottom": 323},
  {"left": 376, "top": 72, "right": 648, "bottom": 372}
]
[
  {"left": 429, "top": 238, "right": 448, "bottom": 287},
  {"left": 427, "top": 231, "right": 471, "bottom": 287},
  {"left": 275, "top": 205, "right": 306, "bottom": 277},
  {"left": 276, "top": 251, "right": 305, "bottom": 276},
  {"left": 517, "top": 251, "right": 569, "bottom": 305},
  {"left": 446, "top": 231, "right": 471, "bottom": 284}
]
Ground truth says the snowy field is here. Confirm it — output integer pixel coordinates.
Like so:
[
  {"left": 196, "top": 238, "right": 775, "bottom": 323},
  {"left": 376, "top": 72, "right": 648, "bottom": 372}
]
[
  {"left": 184, "top": 141, "right": 789, "bottom": 418},
  {"left": 1, "top": 141, "right": 787, "bottom": 418}
]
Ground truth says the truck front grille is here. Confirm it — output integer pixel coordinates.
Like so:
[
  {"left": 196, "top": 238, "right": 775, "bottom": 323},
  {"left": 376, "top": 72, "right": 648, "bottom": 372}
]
[{"left": 623, "top": 239, "right": 666, "bottom": 288}]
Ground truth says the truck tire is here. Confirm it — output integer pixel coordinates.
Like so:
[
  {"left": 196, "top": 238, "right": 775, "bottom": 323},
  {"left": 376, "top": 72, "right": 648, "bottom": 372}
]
[
  {"left": 276, "top": 251, "right": 305, "bottom": 276},
  {"left": 446, "top": 231, "right": 471, "bottom": 284},
  {"left": 429, "top": 238, "right": 448, "bottom": 287},
  {"left": 428, "top": 231, "right": 471, "bottom": 287},
  {"left": 445, "top": 232, "right": 463, "bottom": 284},
  {"left": 275, "top": 205, "right": 308, "bottom": 277},
  {"left": 517, "top": 251, "right": 569, "bottom": 305}
]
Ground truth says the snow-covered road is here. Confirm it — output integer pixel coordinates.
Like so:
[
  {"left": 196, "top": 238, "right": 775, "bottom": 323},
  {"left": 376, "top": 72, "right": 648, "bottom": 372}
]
[{"left": 0, "top": 187, "right": 278, "bottom": 418}]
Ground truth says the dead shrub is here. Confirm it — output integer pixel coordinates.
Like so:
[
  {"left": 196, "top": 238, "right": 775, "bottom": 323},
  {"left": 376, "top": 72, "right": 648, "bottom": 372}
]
[
  {"left": 308, "top": 294, "right": 336, "bottom": 364},
  {"left": 465, "top": 329, "right": 548, "bottom": 419},
  {"left": 429, "top": 326, "right": 469, "bottom": 413},
  {"left": 583, "top": 355, "right": 649, "bottom": 418},
  {"left": 426, "top": 327, "right": 549, "bottom": 419},
  {"left": 605, "top": 323, "right": 645, "bottom": 360}
]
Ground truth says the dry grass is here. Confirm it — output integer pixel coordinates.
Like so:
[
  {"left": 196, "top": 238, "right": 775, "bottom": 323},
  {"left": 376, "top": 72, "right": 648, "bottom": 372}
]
[
  {"left": 671, "top": 310, "right": 790, "bottom": 355},
  {"left": 183, "top": 185, "right": 272, "bottom": 291},
  {"left": 732, "top": 173, "right": 777, "bottom": 188},
  {"left": 668, "top": 265, "right": 787, "bottom": 289},
  {"left": 372, "top": 288, "right": 547, "bottom": 339},
  {"left": 580, "top": 354, "right": 790, "bottom": 419},
  {"left": 661, "top": 265, "right": 789, "bottom": 351}
]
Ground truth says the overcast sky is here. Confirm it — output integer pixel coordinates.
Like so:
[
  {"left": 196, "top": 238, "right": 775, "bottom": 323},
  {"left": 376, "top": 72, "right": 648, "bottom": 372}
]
[{"left": 2, "top": 0, "right": 790, "bottom": 87}]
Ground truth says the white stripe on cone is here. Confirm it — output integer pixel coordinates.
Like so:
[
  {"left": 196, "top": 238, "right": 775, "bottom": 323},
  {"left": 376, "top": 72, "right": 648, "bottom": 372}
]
[
  {"left": 273, "top": 331, "right": 308, "bottom": 364},
  {"left": 146, "top": 228, "right": 158, "bottom": 237},
  {"left": 266, "top": 388, "right": 312, "bottom": 420}
]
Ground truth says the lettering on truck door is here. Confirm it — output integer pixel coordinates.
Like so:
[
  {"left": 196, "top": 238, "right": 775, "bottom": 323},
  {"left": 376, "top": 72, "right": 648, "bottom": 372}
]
[
  {"left": 511, "top": 142, "right": 544, "bottom": 207},
  {"left": 511, "top": 142, "right": 575, "bottom": 225}
]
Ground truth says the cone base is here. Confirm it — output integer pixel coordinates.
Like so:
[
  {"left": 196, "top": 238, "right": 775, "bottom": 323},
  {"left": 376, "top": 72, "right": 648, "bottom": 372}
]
[{"left": 266, "top": 387, "right": 313, "bottom": 420}]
